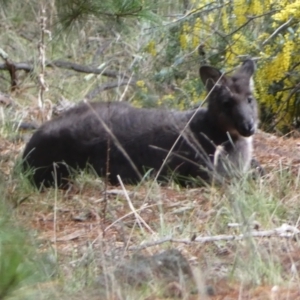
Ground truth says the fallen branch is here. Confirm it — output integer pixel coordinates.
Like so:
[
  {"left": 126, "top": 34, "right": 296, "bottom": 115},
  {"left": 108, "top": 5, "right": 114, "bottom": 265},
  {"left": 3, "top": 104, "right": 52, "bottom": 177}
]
[
  {"left": 0, "top": 59, "right": 133, "bottom": 86},
  {"left": 0, "top": 62, "right": 33, "bottom": 72},
  {"left": 47, "top": 60, "right": 127, "bottom": 78},
  {"left": 0, "top": 58, "right": 136, "bottom": 93},
  {"left": 128, "top": 223, "right": 300, "bottom": 251},
  {"left": 85, "top": 79, "right": 136, "bottom": 100},
  {"left": 195, "top": 223, "right": 299, "bottom": 240}
]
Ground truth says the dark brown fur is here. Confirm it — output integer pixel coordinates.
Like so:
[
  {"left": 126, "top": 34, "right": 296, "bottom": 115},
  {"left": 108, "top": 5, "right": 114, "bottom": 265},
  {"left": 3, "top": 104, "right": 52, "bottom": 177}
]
[{"left": 22, "top": 60, "right": 258, "bottom": 188}]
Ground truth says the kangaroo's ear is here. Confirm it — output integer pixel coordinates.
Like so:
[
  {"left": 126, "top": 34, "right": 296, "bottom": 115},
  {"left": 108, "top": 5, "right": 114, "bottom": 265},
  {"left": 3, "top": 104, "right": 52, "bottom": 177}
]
[
  {"left": 236, "top": 59, "right": 256, "bottom": 77},
  {"left": 199, "top": 66, "right": 225, "bottom": 92}
]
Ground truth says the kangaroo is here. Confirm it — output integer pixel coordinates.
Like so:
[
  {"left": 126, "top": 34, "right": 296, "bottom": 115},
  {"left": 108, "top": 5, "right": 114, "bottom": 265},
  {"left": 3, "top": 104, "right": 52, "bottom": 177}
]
[{"left": 22, "top": 59, "right": 258, "bottom": 188}]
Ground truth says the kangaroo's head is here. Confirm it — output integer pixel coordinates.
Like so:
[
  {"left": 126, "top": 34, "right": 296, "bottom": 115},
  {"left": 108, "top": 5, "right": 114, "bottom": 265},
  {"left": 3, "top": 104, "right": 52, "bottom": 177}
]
[{"left": 199, "top": 60, "right": 258, "bottom": 138}]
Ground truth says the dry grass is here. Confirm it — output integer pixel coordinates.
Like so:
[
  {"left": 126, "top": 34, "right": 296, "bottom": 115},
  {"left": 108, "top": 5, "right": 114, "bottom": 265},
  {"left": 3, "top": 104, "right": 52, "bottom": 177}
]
[{"left": 2, "top": 117, "right": 300, "bottom": 299}]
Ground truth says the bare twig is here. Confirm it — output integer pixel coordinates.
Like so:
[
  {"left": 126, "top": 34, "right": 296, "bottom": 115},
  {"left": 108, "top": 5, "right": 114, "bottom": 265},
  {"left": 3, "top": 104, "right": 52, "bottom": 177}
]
[
  {"left": 37, "top": 8, "right": 49, "bottom": 109},
  {"left": 128, "top": 224, "right": 300, "bottom": 251},
  {"left": 84, "top": 102, "right": 142, "bottom": 180},
  {"left": 117, "top": 175, "right": 155, "bottom": 234},
  {"left": 262, "top": 18, "right": 293, "bottom": 46},
  {"left": 120, "top": 72, "right": 134, "bottom": 102},
  {"left": 102, "top": 104, "right": 112, "bottom": 237},
  {"left": 85, "top": 79, "right": 136, "bottom": 100},
  {"left": 214, "top": 10, "right": 277, "bottom": 64},
  {"left": 143, "top": 74, "right": 224, "bottom": 204},
  {"left": 104, "top": 203, "right": 155, "bottom": 233},
  {"left": 168, "top": 2, "right": 224, "bottom": 24}
]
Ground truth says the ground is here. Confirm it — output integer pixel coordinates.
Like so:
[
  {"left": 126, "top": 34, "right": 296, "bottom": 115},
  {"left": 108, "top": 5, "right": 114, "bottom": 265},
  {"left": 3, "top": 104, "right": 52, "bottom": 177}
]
[{"left": 1, "top": 115, "right": 300, "bottom": 299}]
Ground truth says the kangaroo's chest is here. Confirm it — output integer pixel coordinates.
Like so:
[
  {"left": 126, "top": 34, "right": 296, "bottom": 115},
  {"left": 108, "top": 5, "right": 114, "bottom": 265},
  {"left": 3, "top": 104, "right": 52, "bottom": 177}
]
[{"left": 219, "top": 136, "right": 253, "bottom": 172}]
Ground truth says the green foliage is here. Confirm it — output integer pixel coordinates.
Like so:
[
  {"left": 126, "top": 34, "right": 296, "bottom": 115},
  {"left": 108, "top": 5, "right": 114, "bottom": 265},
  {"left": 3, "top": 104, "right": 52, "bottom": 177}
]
[
  {"left": 55, "top": 0, "right": 159, "bottom": 29},
  {"left": 0, "top": 178, "right": 50, "bottom": 300},
  {"left": 0, "top": 231, "right": 31, "bottom": 298},
  {"left": 0, "top": 204, "right": 44, "bottom": 299}
]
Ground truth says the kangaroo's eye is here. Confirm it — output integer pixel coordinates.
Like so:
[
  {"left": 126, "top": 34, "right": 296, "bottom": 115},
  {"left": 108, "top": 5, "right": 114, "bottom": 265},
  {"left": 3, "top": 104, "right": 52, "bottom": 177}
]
[{"left": 248, "top": 96, "right": 253, "bottom": 103}]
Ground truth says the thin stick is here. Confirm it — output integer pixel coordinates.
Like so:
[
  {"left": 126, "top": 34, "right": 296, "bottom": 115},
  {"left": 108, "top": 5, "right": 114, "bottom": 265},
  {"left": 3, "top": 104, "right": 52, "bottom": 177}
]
[
  {"left": 117, "top": 175, "right": 155, "bottom": 234},
  {"left": 128, "top": 223, "right": 300, "bottom": 251},
  {"left": 262, "top": 18, "right": 293, "bottom": 46},
  {"left": 102, "top": 104, "right": 112, "bottom": 237},
  {"left": 143, "top": 74, "right": 225, "bottom": 203},
  {"left": 104, "top": 203, "right": 156, "bottom": 233},
  {"left": 37, "top": 8, "right": 48, "bottom": 109},
  {"left": 85, "top": 101, "right": 142, "bottom": 180},
  {"left": 52, "top": 163, "right": 58, "bottom": 260}
]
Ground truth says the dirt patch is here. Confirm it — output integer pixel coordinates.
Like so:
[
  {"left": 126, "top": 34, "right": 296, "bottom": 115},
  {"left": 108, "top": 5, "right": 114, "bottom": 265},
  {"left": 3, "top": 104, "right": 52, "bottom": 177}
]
[{"left": 254, "top": 130, "right": 300, "bottom": 172}]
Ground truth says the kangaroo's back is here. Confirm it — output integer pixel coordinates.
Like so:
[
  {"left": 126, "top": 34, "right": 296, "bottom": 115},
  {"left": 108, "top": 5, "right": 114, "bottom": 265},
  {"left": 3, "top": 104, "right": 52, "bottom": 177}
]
[{"left": 22, "top": 102, "right": 195, "bottom": 187}]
